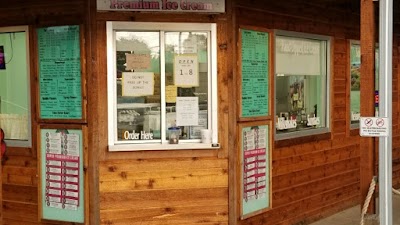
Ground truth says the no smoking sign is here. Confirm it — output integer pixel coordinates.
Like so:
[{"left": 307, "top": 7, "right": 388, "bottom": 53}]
[{"left": 360, "top": 117, "right": 389, "bottom": 137}]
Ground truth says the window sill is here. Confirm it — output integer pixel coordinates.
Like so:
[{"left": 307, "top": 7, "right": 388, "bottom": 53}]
[{"left": 108, "top": 143, "right": 221, "bottom": 152}]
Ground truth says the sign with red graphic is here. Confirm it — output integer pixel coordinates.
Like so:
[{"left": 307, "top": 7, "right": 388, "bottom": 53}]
[
  {"left": 360, "top": 117, "right": 389, "bottom": 137},
  {"left": 41, "top": 128, "right": 84, "bottom": 223},
  {"left": 241, "top": 124, "right": 270, "bottom": 218}
]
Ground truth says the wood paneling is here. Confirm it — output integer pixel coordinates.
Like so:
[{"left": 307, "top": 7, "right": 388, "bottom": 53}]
[
  {"left": 1, "top": 1, "right": 400, "bottom": 225},
  {"left": 99, "top": 158, "right": 228, "bottom": 225},
  {"left": 0, "top": 0, "right": 87, "bottom": 224},
  {"left": 0, "top": 0, "right": 85, "bottom": 27},
  {"left": 233, "top": 1, "right": 381, "bottom": 225},
  {"left": 93, "top": 10, "right": 232, "bottom": 225},
  {"left": 3, "top": 202, "right": 38, "bottom": 223}
]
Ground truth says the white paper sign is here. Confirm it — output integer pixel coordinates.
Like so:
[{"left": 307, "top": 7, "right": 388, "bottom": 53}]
[
  {"left": 360, "top": 117, "right": 389, "bottom": 137},
  {"left": 122, "top": 72, "right": 154, "bottom": 96},
  {"left": 176, "top": 97, "right": 199, "bottom": 126},
  {"left": 174, "top": 55, "right": 199, "bottom": 87}
]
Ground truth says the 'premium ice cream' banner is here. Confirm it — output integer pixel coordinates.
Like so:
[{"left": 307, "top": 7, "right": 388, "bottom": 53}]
[{"left": 97, "top": 0, "right": 225, "bottom": 13}]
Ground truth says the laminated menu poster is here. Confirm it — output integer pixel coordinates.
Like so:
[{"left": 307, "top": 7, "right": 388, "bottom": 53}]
[
  {"left": 40, "top": 129, "right": 84, "bottom": 223},
  {"left": 240, "top": 29, "right": 269, "bottom": 118},
  {"left": 241, "top": 125, "right": 270, "bottom": 218},
  {"left": 38, "top": 25, "right": 82, "bottom": 119}
]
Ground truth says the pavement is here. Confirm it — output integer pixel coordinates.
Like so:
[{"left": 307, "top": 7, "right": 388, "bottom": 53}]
[{"left": 310, "top": 191, "right": 400, "bottom": 225}]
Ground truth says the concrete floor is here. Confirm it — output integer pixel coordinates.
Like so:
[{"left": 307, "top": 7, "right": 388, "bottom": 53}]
[{"left": 310, "top": 191, "right": 400, "bottom": 225}]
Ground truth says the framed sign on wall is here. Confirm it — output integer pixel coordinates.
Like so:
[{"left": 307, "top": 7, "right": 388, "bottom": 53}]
[
  {"left": 38, "top": 124, "right": 87, "bottom": 223},
  {"left": 36, "top": 25, "right": 86, "bottom": 122},
  {"left": 238, "top": 27, "right": 273, "bottom": 121},
  {"left": 238, "top": 121, "right": 272, "bottom": 219}
]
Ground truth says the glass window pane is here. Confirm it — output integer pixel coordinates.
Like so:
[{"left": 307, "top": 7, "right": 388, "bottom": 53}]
[
  {"left": 275, "top": 35, "right": 327, "bottom": 134},
  {"left": 115, "top": 31, "right": 161, "bottom": 142},
  {"left": 350, "top": 43, "right": 379, "bottom": 126},
  {"left": 350, "top": 43, "right": 361, "bottom": 124},
  {"left": 165, "top": 32, "right": 209, "bottom": 140},
  {"left": 0, "top": 31, "right": 29, "bottom": 141}
]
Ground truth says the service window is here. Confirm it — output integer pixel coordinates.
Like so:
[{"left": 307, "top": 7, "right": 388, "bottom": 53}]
[
  {"left": 349, "top": 42, "right": 379, "bottom": 128},
  {"left": 0, "top": 26, "right": 31, "bottom": 147},
  {"left": 106, "top": 22, "right": 218, "bottom": 151},
  {"left": 275, "top": 31, "right": 330, "bottom": 139}
]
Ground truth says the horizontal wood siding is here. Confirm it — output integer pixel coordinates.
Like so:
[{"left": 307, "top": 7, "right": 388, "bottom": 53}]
[
  {"left": 0, "top": 1, "right": 86, "bottom": 224},
  {"left": 95, "top": 9, "right": 231, "bottom": 225},
  {"left": 0, "top": 0, "right": 85, "bottom": 27},
  {"left": 234, "top": 1, "right": 399, "bottom": 225},
  {"left": 99, "top": 158, "right": 228, "bottom": 225},
  {"left": 1, "top": 1, "right": 400, "bottom": 225}
]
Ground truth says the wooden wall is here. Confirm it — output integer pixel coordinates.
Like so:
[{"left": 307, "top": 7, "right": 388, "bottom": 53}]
[
  {"left": 0, "top": 1, "right": 87, "bottom": 224},
  {"left": 233, "top": 1, "right": 400, "bottom": 225},
  {"left": 1, "top": 1, "right": 400, "bottom": 225},
  {"left": 94, "top": 7, "right": 233, "bottom": 224}
]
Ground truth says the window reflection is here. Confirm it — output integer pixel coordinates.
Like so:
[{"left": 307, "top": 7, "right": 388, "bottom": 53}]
[
  {"left": 114, "top": 31, "right": 210, "bottom": 142},
  {"left": 0, "top": 31, "right": 29, "bottom": 141}
]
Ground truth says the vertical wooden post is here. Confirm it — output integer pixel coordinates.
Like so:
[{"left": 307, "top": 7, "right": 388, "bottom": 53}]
[
  {"left": 86, "top": 0, "right": 100, "bottom": 224},
  {"left": 360, "top": 0, "right": 376, "bottom": 213}
]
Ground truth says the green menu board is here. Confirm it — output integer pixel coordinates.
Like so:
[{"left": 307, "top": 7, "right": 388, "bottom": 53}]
[
  {"left": 241, "top": 125, "right": 270, "bottom": 217},
  {"left": 241, "top": 29, "right": 269, "bottom": 117},
  {"left": 40, "top": 128, "right": 84, "bottom": 223},
  {"left": 38, "top": 25, "right": 82, "bottom": 119}
]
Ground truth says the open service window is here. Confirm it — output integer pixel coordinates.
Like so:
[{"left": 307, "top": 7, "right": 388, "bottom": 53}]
[
  {"left": 0, "top": 26, "right": 31, "bottom": 147},
  {"left": 274, "top": 31, "right": 330, "bottom": 139},
  {"left": 106, "top": 22, "right": 218, "bottom": 151}
]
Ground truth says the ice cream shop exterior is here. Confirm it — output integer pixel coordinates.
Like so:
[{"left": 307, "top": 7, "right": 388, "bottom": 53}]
[{"left": 0, "top": 0, "right": 400, "bottom": 224}]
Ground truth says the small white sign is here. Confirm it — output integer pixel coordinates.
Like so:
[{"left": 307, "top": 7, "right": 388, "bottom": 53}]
[
  {"left": 174, "top": 54, "right": 199, "bottom": 87},
  {"left": 122, "top": 72, "right": 154, "bottom": 96},
  {"left": 360, "top": 117, "right": 389, "bottom": 137},
  {"left": 176, "top": 97, "right": 199, "bottom": 126}
]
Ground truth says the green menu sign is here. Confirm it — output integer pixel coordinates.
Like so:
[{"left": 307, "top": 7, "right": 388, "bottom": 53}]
[
  {"left": 241, "top": 29, "right": 269, "bottom": 117},
  {"left": 38, "top": 25, "right": 82, "bottom": 119}
]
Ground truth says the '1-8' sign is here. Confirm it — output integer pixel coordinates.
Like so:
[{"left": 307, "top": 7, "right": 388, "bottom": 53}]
[{"left": 174, "top": 54, "right": 199, "bottom": 87}]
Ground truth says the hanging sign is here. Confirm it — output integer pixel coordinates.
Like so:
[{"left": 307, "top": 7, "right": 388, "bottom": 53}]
[
  {"left": 176, "top": 97, "right": 199, "bottom": 126},
  {"left": 174, "top": 54, "right": 199, "bottom": 87},
  {"left": 40, "top": 128, "right": 84, "bottom": 223},
  {"left": 125, "top": 53, "right": 151, "bottom": 70},
  {"left": 275, "top": 36, "right": 321, "bottom": 76},
  {"left": 122, "top": 72, "right": 154, "bottom": 96},
  {"left": 38, "top": 25, "right": 82, "bottom": 119},
  {"left": 97, "top": 0, "right": 225, "bottom": 13}
]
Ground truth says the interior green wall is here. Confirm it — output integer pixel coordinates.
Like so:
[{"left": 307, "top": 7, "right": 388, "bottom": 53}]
[{"left": 0, "top": 31, "right": 28, "bottom": 115}]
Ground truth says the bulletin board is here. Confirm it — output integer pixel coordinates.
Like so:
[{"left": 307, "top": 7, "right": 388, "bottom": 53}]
[
  {"left": 38, "top": 125, "right": 86, "bottom": 223},
  {"left": 37, "top": 25, "right": 86, "bottom": 122},
  {"left": 238, "top": 27, "right": 273, "bottom": 120},
  {"left": 238, "top": 121, "right": 272, "bottom": 219}
]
